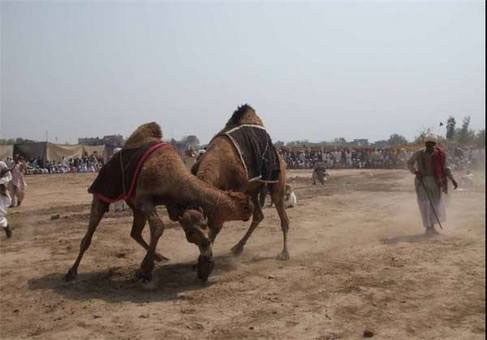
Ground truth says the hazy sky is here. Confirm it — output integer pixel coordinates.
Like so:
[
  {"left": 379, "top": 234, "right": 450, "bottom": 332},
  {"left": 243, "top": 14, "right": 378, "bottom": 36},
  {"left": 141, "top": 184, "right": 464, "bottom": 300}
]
[{"left": 1, "top": 1, "right": 485, "bottom": 144}]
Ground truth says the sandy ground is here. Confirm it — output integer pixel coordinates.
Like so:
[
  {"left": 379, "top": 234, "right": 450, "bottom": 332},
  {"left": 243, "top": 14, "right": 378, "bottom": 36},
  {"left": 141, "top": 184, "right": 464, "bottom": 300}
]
[{"left": 0, "top": 169, "right": 484, "bottom": 340}]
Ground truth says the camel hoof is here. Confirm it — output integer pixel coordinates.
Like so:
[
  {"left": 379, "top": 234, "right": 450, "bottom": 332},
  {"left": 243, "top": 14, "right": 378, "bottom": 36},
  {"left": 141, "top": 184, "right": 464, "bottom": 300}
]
[
  {"left": 64, "top": 270, "right": 77, "bottom": 282},
  {"left": 135, "top": 270, "right": 152, "bottom": 283},
  {"left": 230, "top": 244, "right": 244, "bottom": 257},
  {"left": 276, "top": 250, "right": 290, "bottom": 261},
  {"left": 196, "top": 255, "right": 214, "bottom": 282},
  {"left": 154, "top": 253, "right": 169, "bottom": 263}
]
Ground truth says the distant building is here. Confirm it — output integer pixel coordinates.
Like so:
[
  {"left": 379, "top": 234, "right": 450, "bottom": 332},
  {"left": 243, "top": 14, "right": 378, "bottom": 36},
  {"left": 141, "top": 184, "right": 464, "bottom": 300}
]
[
  {"left": 78, "top": 135, "right": 123, "bottom": 147},
  {"left": 78, "top": 137, "right": 103, "bottom": 145}
]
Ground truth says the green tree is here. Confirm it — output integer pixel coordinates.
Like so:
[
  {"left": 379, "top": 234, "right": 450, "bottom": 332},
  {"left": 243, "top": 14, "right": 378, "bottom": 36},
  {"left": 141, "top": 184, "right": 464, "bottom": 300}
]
[
  {"left": 457, "top": 116, "right": 475, "bottom": 145},
  {"left": 184, "top": 135, "right": 199, "bottom": 145},
  {"left": 474, "top": 129, "right": 485, "bottom": 148},
  {"left": 446, "top": 116, "right": 456, "bottom": 140},
  {"left": 333, "top": 137, "right": 347, "bottom": 145},
  {"left": 387, "top": 134, "right": 408, "bottom": 146}
]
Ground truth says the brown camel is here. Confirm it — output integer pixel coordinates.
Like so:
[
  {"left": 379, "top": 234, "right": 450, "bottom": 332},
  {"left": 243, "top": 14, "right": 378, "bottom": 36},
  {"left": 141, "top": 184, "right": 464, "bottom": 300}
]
[
  {"left": 191, "top": 104, "right": 290, "bottom": 262},
  {"left": 65, "top": 122, "right": 253, "bottom": 283}
]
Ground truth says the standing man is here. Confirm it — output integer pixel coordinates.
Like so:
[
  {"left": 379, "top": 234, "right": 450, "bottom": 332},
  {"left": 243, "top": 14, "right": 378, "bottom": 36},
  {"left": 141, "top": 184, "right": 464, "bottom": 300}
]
[
  {"left": 8, "top": 155, "right": 27, "bottom": 207},
  {"left": 407, "top": 134, "right": 458, "bottom": 235},
  {"left": 0, "top": 160, "right": 13, "bottom": 238}
]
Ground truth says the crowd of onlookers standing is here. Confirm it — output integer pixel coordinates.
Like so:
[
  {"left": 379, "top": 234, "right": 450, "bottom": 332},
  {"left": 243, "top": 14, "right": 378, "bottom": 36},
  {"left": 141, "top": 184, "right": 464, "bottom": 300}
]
[
  {"left": 1, "top": 154, "right": 104, "bottom": 175},
  {"left": 278, "top": 146, "right": 485, "bottom": 170},
  {"left": 279, "top": 148, "right": 413, "bottom": 169},
  {"left": 0, "top": 145, "right": 484, "bottom": 175}
]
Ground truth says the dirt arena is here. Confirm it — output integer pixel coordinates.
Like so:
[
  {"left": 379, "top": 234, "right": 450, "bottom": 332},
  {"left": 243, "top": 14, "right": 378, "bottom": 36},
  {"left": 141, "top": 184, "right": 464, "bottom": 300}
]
[{"left": 0, "top": 169, "right": 484, "bottom": 339}]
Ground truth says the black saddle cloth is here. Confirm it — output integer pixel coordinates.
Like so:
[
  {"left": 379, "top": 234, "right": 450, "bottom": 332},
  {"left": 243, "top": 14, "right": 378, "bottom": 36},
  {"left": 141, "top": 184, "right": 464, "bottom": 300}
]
[
  {"left": 223, "top": 125, "right": 280, "bottom": 183},
  {"left": 88, "top": 143, "right": 167, "bottom": 203}
]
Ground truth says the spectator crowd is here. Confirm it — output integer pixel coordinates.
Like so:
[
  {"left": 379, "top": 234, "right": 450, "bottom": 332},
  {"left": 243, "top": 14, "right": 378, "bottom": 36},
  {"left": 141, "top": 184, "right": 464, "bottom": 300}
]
[
  {"left": 278, "top": 146, "right": 484, "bottom": 170},
  {"left": 2, "top": 153, "right": 104, "bottom": 175},
  {"left": 0, "top": 146, "right": 483, "bottom": 174}
]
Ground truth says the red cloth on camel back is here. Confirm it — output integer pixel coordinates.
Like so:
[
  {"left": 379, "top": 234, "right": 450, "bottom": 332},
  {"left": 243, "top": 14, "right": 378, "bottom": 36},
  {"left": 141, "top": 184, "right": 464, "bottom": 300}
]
[
  {"left": 432, "top": 146, "right": 446, "bottom": 188},
  {"left": 88, "top": 142, "right": 168, "bottom": 203}
]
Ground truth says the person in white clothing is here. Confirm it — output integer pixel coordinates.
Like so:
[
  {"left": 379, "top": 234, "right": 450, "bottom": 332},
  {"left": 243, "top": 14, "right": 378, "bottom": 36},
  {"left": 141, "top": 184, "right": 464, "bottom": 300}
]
[
  {"left": 0, "top": 161, "right": 13, "bottom": 238},
  {"left": 8, "top": 154, "right": 27, "bottom": 207}
]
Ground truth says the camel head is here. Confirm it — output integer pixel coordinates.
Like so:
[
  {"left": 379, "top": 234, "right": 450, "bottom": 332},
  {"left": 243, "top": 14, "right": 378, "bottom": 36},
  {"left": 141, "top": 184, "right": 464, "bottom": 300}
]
[
  {"left": 224, "top": 191, "right": 254, "bottom": 222},
  {"left": 178, "top": 209, "right": 208, "bottom": 229}
]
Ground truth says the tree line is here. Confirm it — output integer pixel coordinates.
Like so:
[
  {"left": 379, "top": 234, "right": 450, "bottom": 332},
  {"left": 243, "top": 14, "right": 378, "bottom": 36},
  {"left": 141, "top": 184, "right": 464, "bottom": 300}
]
[
  {"left": 1, "top": 117, "right": 484, "bottom": 149},
  {"left": 275, "top": 115, "right": 484, "bottom": 149}
]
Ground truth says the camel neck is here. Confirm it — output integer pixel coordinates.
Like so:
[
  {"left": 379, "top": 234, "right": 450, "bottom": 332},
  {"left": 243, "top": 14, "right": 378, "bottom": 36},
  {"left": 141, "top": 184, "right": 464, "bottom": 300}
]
[{"left": 184, "top": 176, "right": 235, "bottom": 219}]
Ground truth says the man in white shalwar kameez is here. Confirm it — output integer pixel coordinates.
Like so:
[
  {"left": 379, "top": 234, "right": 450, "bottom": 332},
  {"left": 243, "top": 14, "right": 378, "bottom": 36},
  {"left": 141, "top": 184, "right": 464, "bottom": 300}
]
[
  {"left": 9, "top": 155, "right": 27, "bottom": 207},
  {"left": 407, "top": 135, "right": 457, "bottom": 235},
  {"left": 0, "top": 161, "right": 13, "bottom": 238}
]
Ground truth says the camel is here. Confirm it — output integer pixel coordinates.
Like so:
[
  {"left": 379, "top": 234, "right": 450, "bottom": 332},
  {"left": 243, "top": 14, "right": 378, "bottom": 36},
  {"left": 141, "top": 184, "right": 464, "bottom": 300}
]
[
  {"left": 65, "top": 122, "right": 253, "bottom": 283},
  {"left": 191, "top": 104, "right": 290, "bottom": 263}
]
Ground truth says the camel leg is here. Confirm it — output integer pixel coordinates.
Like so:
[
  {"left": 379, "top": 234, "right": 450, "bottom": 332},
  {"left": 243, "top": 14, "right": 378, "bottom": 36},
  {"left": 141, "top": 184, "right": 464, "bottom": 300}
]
[
  {"left": 65, "top": 198, "right": 108, "bottom": 281},
  {"left": 129, "top": 208, "right": 168, "bottom": 263},
  {"left": 273, "top": 197, "right": 290, "bottom": 260},
  {"left": 181, "top": 221, "right": 213, "bottom": 282},
  {"left": 231, "top": 194, "right": 264, "bottom": 256},
  {"left": 135, "top": 203, "right": 164, "bottom": 283},
  {"left": 187, "top": 219, "right": 222, "bottom": 282},
  {"left": 259, "top": 186, "right": 267, "bottom": 209}
]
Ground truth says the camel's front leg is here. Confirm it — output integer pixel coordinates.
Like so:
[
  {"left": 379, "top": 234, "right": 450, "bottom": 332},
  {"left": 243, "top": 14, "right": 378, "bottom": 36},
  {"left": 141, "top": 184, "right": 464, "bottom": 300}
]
[
  {"left": 129, "top": 207, "right": 168, "bottom": 263},
  {"left": 65, "top": 198, "right": 108, "bottom": 281},
  {"left": 179, "top": 210, "right": 213, "bottom": 282},
  {"left": 136, "top": 204, "right": 165, "bottom": 283},
  {"left": 182, "top": 218, "right": 224, "bottom": 281},
  {"left": 231, "top": 195, "right": 264, "bottom": 256}
]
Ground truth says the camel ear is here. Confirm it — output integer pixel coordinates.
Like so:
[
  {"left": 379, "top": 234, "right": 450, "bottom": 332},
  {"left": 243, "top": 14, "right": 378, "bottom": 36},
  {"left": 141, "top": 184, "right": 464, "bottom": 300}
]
[{"left": 199, "top": 216, "right": 209, "bottom": 229}]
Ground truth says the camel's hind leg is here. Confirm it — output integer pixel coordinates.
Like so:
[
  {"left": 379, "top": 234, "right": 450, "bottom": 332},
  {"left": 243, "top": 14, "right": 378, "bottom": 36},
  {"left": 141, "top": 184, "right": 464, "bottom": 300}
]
[
  {"left": 231, "top": 194, "right": 264, "bottom": 256},
  {"left": 271, "top": 168, "right": 290, "bottom": 260},
  {"left": 129, "top": 207, "right": 168, "bottom": 263},
  {"left": 259, "top": 185, "right": 268, "bottom": 209},
  {"left": 65, "top": 198, "right": 108, "bottom": 281},
  {"left": 135, "top": 203, "right": 165, "bottom": 283}
]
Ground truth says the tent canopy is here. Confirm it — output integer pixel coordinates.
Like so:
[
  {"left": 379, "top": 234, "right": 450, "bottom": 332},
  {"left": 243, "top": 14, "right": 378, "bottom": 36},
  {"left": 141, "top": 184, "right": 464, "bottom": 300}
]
[
  {"left": 0, "top": 145, "right": 13, "bottom": 160},
  {"left": 13, "top": 143, "right": 105, "bottom": 165}
]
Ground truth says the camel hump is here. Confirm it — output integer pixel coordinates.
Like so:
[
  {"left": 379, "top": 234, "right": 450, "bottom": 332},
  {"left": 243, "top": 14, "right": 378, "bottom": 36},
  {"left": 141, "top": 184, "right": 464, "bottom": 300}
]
[
  {"left": 225, "top": 104, "right": 264, "bottom": 128},
  {"left": 124, "top": 122, "right": 163, "bottom": 149}
]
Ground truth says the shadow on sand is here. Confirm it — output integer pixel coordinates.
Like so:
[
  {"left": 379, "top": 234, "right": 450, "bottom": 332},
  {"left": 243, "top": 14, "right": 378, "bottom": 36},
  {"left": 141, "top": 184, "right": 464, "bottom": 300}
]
[
  {"left": 382, "top": 233, "right": 442, "bottom": 245},
  {"left": 27, "top": 254, "right": 242, "bottom": 304}
]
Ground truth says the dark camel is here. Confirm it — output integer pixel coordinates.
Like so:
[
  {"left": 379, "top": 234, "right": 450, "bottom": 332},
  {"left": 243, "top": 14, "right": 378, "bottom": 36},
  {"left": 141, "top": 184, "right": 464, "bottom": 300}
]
[{"left": 191, "top": 104, "right": 290, "bottom": 264}]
